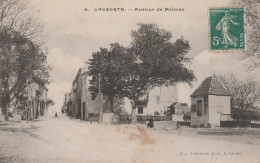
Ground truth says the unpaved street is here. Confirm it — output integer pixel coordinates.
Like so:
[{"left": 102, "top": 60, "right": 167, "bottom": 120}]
[{"left": 1, "top": 110, "right": 260, "bottom": 163}]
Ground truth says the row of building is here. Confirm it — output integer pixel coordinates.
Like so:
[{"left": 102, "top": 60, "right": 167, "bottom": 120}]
[
  {"left": 62, "top": 67, "right": 99, "bottom": 121},
  {"left": 62, "top": 65, "right": 233, "bottom": 127},
  {"left": 62, "top": 66, "right": 190, "bottom": 122}
]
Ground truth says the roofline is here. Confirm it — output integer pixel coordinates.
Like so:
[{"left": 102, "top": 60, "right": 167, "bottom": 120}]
[
  {"left": 190, "top": 76, "right": 212, "bottom": 97},
  {"left": 208, "top": 93, "right": 231, "bottom": 96},
  {"left": 190, "top": 76, "right": 231, "bottom": 97},
  {"left": 190, "top": 93, "right": 231, "bottom": 97}
]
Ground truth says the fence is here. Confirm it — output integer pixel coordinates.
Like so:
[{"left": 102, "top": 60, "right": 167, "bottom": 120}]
[
  {"left": 220, "top": 114, "right": 260, "bottom": 121},
  {"left": 220, "top": 114, "right": 260, "bottom": 127},
  {"left": 251, "top": 120, "right": 260, "bottom": 124},
  {"left": 89, "top": 114, "right": 99, "bottom": 123},
  {"left": 118, "top": 115, "right": 170, "bottom": 124}
]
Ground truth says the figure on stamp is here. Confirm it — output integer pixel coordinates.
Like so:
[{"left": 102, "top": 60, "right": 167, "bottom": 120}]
[{"left": 216, "top": 11, "right": 239, "bottom": 48}]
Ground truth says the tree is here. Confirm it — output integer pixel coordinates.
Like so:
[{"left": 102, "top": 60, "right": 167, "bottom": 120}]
[
  {"left": 214, "top": 73, "right": 260, "bottom": 114},
  {"left": 0, "top": 0, "right": 50, "bottom": 120},
  {"left": 88, "top": 43, "right": 127, "bottom": 113},
  {"left": 0, "top": 0, "right": 44, "bottom": 42},
  {"left": 0, "top": 30, "right": 50, "bottom": 120},
  {"left": 122, "top": 23, "right": 195, "bottom": 123},
  {"left": 231, "top": 0, "right": 260, "bottom": 69},
  {"left": 102, "top": 96, "right": 125, "bottom": 115}
]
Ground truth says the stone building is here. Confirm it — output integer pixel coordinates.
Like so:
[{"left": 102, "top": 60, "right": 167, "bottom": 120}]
[
  {"left": 66, "top": 66, "right": 99, "bottom": 121},
  {"left": 190, "top": 76, "right": 231, "bottom": 127}
]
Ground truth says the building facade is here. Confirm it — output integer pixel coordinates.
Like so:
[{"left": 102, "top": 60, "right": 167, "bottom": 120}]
[
  {"left": 129, "top": 86, "right": 178, "bottom": 116},
  {"left": 190, "top": 76, "right": 231, "bottom": 127},
  {"left": 26, "top": 80, "right": 48, "bottom": 120},
  {"left": 64, "top": 66, "right": 99, "bottom": 121}
]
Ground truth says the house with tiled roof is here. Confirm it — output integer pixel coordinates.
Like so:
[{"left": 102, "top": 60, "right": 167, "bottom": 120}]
[{"left": 190, "top": 76, "right": 231, "bottom": 127}]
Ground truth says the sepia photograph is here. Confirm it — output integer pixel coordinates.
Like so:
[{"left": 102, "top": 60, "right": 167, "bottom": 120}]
[{"left": 0, "top": 0, "right": 260, "bottom": 162}]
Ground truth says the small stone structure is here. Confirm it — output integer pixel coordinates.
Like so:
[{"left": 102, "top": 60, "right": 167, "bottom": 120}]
[{"left": 190, "top": 76, "right": 231, "bottom": 127}]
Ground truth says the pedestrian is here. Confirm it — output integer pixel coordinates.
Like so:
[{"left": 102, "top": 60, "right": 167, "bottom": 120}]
[
  {"left": 54, "top": 112, "right": 58, "bottom": 118},
  {"left": 126, "top": 116, "right": 130, "bottom": 124},
  {"left": 147, "top": 117, "right": 154, "bottom": 128}
]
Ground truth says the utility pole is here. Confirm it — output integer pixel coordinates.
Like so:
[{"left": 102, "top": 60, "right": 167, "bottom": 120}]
[{"left": 98, "top": 73, "right": 103, "bottom": 124}]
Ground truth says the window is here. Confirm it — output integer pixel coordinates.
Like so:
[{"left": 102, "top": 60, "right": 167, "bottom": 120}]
[
  {"left": 204, "top": 106, "right": 208, "bottom": 115},
  {"left": 156, "top": 96, "right": 160, "bottom": 104},
  {"left": 203, "top": 96, "right": 208, "bottom": 105},
  {"left": 203, "top": 96, "right": 208, "bottom": 102},
  {"left": 204, "top": 96, "right": 208, "bottom": 115},
  {"left": 197, "top": 100, "right": 202, "bottom": 116},
  {"left": 138, "top": 107, "right": 143, "bottom": 114},
  {"left": 217, "top": 105, "right": 223, "bottom": 114},
  {"left": 191, "top": 105, "right": 196, "bottom": 112}
]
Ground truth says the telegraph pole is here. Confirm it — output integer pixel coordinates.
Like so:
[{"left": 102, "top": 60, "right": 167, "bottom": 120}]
[{"left": 98, "top": 73, "right": 103, "bottom": 124}]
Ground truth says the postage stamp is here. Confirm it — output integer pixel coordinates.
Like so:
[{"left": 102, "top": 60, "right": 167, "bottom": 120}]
[{"left": 209, "top": 7, "right": 245, "bottom": 51}]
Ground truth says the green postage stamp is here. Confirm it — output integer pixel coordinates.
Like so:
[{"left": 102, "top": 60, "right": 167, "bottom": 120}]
[{"left": 209, "top": 7, "right": 245, "bottom": 51}]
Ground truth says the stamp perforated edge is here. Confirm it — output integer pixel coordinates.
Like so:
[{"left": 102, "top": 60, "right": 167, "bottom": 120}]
[{"left": 208, "top": 6, "right": 247, "bottom": 53}]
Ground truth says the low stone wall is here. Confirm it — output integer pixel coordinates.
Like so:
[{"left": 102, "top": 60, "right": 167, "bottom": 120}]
[
  {"left": 153, "top": 121, "right": 176, "bottom": 131},
  {"left": 102, "top": 113, "right": 114, "bottom": 124},
  {"left": 102, "top": 113, "right": 119, "bottom": 124}
]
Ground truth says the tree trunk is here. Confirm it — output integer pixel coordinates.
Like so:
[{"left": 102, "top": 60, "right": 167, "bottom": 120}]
[
  {"left": 110, "top": 99, "right": 114, "bottom": 113},
  {"left": 4, "top": 104, "right": 9, "bottom": 121},
  {"left": 131, "top": 101, "right": 137, "bottom": 124},
  {"left": 36, "top": 100, "right": 39, "bottom": 119}
]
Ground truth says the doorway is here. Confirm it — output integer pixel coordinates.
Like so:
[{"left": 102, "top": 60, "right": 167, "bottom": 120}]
[
  {"left": 83, "top": 102, "right": 86, "bottom": 120},
  {"left": 78, "top": 98, "right": 81, "bottom": 119}
]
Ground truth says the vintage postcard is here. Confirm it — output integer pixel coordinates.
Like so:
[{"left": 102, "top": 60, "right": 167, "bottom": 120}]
[{"left": 0, "top": 0, "right": 260, "bottom": 163}]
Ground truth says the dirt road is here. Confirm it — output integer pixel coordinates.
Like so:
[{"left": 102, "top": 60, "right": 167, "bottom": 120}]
[{"left": 0, "top": 111, "right": 260, "bottom": 163}]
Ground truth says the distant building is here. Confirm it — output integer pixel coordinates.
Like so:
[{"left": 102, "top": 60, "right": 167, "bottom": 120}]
[
  {"left": 25, "top": 78, "right": 48, "bottom": 120},
  {"left": 38, "top": 84, "right": 48, "bottom": 116},
  {"left": 130, "top": 86, "right": 178, "bottom": 116},
  {"left": 62, "top": 93, "right": 70, "bottom": 114},
  {"left": 65, "top": 66, "right": 99, "bottom": 121},
  {"left": 167, "top": 102, "right": 189, "bottom": 115},
  {"left": 190, "top": 76, "right": 231, "bottom": 127}
]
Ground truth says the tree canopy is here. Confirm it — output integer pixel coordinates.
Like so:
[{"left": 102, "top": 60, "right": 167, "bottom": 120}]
[
  {"left": 123, "top": 23, "right": 195, "bottom": 122},
  {"left": 88, "top": 23, "right": 195, "bottom": 123},
  {"left": 88, "top": 43, "right": 127, "bottom": 113},
  {"left": 0, "top": 0, "right": 51, "bottom": 120}
]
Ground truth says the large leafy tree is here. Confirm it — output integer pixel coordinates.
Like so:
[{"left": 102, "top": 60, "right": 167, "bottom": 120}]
[
  {"left": 88, "top": 43, "right": 127, "bottom": 113},
  {"left": 122, "top": 23, "right": 195, "bottom": 123},
  {"left": 0, "top": 30, "right": 50, "bottom": 120},
  {"left": 0, "top": 0, "right": 50, "bottom": 120},
  {"left": 88, "top": 23, "right": 195, "bottom": 123},
  {"left": 102, "top": 96, "right": 125, "bottom": 115}
]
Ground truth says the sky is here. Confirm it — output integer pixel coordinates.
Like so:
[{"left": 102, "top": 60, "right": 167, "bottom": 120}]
[{"left": 24, "top": 0, "right": 260, "bottom": 111}]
